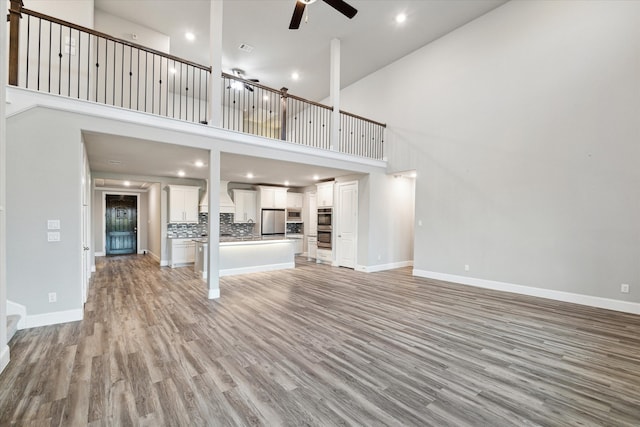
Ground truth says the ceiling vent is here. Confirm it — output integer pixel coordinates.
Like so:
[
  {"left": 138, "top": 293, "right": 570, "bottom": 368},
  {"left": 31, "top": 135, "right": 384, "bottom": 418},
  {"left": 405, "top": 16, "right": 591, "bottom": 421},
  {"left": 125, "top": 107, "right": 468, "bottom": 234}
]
[
  {"left": 108, "top": 160, "right": 122, "bottom": 165},
  {"left": 238, "top": 43, "right": 254, "bottom": 53}
]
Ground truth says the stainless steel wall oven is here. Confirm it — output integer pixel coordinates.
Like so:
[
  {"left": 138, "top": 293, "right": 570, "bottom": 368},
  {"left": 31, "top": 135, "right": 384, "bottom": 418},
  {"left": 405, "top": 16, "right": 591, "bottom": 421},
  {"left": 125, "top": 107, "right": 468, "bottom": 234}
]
[{"left": 317, "top": 208, "right": 332, "bottom": 249}]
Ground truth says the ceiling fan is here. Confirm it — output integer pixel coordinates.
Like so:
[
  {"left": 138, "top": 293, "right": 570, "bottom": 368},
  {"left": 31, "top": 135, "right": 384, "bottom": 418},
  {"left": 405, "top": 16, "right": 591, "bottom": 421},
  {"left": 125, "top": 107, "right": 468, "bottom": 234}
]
[
  {"left": 289, "top": 0, "right": 358, "bottom": 30},
  {"left": 229, "top": 68, "right": 259, "bottom": 92}
]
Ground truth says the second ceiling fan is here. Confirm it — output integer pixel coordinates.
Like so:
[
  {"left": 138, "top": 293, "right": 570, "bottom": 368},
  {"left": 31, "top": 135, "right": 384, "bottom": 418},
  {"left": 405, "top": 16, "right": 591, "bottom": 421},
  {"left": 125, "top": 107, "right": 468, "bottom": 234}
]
[{"left": 289, "top": 0, "right": 358, "bottom": 30}]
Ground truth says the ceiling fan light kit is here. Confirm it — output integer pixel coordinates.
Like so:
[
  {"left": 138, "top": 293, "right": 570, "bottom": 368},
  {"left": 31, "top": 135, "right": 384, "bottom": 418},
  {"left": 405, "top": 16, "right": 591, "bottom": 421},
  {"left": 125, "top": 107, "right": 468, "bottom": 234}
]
[{"left": 289, "top": 0, "right": 358, "bottom": 30}]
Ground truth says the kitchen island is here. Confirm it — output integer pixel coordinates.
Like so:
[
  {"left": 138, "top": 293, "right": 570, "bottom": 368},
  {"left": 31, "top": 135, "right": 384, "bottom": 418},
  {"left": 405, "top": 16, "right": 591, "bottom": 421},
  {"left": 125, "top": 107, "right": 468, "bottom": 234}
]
[{"left": 195, "top": 236, "right": 295, "bottom": 278}]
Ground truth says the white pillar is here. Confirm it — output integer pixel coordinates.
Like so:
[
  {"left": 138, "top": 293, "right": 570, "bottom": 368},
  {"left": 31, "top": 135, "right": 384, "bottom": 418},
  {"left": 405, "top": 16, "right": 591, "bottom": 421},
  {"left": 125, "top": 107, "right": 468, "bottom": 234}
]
[
  {"left": 207, "top": 149, "right": 220, "bottom": 299},
  {"left": 0, "top": 0, "right": 11, "bottom": 373},
  {"left": 208, "top": 0, "right": 223, "bottom": 127},
  {"left": 330, "top": 38, "right": 341, "bottom": 152}
]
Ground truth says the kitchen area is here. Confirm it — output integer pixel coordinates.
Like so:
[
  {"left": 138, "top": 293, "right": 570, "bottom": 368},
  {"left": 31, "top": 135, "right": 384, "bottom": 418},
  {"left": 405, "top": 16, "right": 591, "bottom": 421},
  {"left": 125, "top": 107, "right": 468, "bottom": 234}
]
[{"left": 167, "top": 179, "right": 336, "bottom": 279}]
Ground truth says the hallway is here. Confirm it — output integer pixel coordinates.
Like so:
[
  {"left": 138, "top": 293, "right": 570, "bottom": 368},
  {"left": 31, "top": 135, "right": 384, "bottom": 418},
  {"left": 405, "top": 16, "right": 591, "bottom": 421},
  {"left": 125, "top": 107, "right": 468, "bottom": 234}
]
[{"left": 1, "top": 255, "right": 639, "bottom": 425}]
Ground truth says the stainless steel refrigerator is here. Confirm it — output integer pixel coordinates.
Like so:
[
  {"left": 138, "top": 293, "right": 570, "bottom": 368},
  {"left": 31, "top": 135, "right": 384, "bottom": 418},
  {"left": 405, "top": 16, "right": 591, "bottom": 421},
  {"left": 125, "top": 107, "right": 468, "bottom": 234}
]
[{"left": 261, "top": 209, "right": 286, "bottom": 235}]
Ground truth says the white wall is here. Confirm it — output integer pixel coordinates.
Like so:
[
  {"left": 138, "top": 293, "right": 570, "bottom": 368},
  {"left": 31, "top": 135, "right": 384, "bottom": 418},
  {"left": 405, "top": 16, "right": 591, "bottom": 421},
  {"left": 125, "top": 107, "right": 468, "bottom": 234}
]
[
  {"left": 6, "top": 108, "right": 83, "bottom": 316},
  {"left": 148, "top": 182, "right": 162, "bottom": 262},
  {"left": 23, "top": 0, "right": 94, "bottom": 27},
  {"left": 94, "top": 9, "right": 169, "bottom": 53},
  {"left": 0, "top": 0, "right": 9, "bottom": 372},
  {"left": 339, "top": 1, "right": 640, "bottom": 304}
]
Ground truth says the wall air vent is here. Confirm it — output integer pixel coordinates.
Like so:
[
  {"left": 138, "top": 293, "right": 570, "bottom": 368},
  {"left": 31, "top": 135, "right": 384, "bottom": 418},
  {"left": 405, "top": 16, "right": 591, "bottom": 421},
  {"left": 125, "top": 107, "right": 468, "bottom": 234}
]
[
  {"left": 108, "top": 160, "right": 122, "bottom": 165},
  {"left": 238, "top": 43, "right": 254, "bottom": 53}
]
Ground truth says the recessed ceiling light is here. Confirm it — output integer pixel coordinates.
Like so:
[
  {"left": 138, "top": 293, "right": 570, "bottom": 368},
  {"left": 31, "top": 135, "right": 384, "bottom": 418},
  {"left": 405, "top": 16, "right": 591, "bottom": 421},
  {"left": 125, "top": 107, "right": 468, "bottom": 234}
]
[
  {"left": 313, "top": 174, "right": 319, "bottom": 181},
  {"left": 178, "top": 170, "right": 186, "bottom": 177},
  {"left": 291, "top": 72, "right": 300, "bottom": 80},
  {"left": 284, "top": 180, "right": 290, "bottom": 186},
  {"left": 195, "top": 160, "right": 204, "bottom": 167},
  {"left": 123, "top": 181, "right": 130, "bottom": 187},
  {"left": 185, "top": 32, "right": 195, "bottom": 41},
  {"left": 246, "top": 172, "right": 254, "bottom": 179},
  {"left": 395, "top": 13, "right": 407, "bottom": 24}
]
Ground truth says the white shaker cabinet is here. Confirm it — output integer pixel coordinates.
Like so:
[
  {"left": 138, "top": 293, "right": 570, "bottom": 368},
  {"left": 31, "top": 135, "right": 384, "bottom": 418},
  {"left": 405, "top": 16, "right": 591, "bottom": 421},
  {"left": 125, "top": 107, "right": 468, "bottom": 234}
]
[
  {"left": 287, "top": 192, "right": 303, "bottom": 209},
  {"left": 169, "top": 185, "right": 200, "bottom": 223},
  {"left": 316, "top": 182, "right": 334, "bottom": 207},
  {"left": 232, "top": 189, "right": 257, "bottom": 223},
  {"left": 258, "top": 186, "right": 288, "bottom": 209}
]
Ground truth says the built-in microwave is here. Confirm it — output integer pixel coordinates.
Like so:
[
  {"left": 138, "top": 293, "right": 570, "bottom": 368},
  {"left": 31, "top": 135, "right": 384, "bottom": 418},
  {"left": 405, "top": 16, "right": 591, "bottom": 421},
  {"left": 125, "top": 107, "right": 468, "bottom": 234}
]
[{"left": 287, "top": 209, "right": 302, "bottom": 222}]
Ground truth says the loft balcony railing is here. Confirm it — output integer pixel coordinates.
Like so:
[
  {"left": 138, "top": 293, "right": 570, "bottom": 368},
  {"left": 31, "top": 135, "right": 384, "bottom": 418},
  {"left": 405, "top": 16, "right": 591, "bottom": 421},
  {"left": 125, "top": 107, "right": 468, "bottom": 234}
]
[{"left": 6, "top": 0, "right": 386, "bottom": 160}]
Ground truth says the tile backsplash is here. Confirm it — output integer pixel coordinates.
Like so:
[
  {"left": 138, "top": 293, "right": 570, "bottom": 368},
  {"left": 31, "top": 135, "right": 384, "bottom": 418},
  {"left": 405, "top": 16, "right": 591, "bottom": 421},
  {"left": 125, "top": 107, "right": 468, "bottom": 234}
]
[
  {"left": 167, "top": 212, "right": 260, "bottom": 238},
  {"left": 286, "top": 222, "right": 304, "bottom": 234},
  {"left": 167, "top": 213, "right": 208, "bottom": 238},
  {"left": 220, "top": 213, "right": 256, "bottom": 237}
]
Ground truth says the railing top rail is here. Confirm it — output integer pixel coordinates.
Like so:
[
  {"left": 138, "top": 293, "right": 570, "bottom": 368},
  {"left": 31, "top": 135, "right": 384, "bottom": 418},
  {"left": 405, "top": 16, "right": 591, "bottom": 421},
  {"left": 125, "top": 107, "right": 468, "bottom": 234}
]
[
  {"left": 339, "top": 109, "right": 387, "bottom": 128},
  {"left": 16, "top": 7, "right": 212, "bottom": 72},
  {"left": 222, "top": 72, "right": 333, "bottom": 111},
  {"left": 285, "top": 92, "right": 333, "bottom": 111}
]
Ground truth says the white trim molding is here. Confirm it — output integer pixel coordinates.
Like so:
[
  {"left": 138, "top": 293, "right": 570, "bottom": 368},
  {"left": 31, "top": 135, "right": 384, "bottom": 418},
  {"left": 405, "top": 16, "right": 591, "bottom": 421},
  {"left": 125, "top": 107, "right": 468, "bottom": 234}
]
[
  {"left": 357, "top": 260, "right": 414, "bottom": 273},
  {"left": 6, "top": 300, "right": 26, "bottom": 330},
  {"left": 25, "top": 309, "right": 84, "bottom": 329},
  {"left": 219, "top": 262, "right": 295, "bottom": 277},
  {"left": 0, "top": 345, "right": 9, "bottom": 374},
  {"left": 413, "top": 269, "right": 640, "bottom": 315},
  {"left": 94, "top": 252, "right": 105, "bottom": 257},
  {"left": 208, "top": 288, "right": 220, "bottom": 299}
]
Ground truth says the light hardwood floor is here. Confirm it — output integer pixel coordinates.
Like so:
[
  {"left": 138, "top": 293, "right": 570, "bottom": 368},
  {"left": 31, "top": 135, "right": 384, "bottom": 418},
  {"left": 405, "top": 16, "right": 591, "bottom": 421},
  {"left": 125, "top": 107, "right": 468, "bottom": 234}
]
[{"left": 1, "top": 255, "right": 639, "bottom": 426}]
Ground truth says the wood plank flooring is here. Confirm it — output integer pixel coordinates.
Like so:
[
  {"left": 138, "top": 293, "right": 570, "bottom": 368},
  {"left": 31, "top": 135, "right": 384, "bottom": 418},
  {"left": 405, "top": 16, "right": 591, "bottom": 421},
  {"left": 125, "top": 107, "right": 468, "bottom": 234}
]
[{"left": 1, "top": 255, "right": 640, "bottom": 426}]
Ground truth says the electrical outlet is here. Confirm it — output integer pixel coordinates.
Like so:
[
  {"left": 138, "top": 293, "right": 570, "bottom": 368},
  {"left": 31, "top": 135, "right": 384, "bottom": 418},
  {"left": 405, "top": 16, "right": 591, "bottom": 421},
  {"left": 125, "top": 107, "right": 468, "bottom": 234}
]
[
  {"left": 48, "top": 292, "right": 57, "bottom": 303},
  {"left": 621, "top": 284, "right": 630, "bottom": 294},
  {"left": 464, "top": 264, "right": 470, "bottom": 271}
]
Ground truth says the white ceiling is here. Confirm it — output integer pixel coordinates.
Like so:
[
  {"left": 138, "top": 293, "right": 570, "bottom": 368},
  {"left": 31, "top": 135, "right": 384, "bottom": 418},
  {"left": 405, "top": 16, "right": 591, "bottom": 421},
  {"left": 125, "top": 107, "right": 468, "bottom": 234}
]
[
  {"left": 86, "top": 0, "right": 506, "bottom": 187},
  {"left": 84, "top": 132, "right": 357, "bottom": 187},
  {"left": 94, "top": 0, "right": 507, "bottom": 101}
]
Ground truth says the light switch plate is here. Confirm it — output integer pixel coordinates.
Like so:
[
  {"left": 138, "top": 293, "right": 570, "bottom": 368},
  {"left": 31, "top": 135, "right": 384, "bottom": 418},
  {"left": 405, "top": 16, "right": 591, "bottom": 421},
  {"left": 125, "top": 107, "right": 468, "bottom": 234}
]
[
  {"left": 47, "top": 220, "right": 60, "bottom": 230},
  {"left": 47, "top": 232, "right": 61, "bottom": 242}
]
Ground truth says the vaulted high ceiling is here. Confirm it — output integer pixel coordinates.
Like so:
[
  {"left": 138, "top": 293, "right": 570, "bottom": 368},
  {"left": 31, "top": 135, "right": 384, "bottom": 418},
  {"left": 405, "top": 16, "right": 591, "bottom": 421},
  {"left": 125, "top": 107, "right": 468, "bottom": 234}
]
[{"left": 94, "top": 0, "right": 506, "bottom": 101}]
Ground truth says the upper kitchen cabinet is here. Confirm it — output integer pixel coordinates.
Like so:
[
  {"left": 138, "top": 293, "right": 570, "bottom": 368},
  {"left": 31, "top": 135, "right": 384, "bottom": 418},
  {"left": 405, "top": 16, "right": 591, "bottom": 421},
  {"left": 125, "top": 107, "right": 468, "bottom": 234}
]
[
  {"left": 232, "top": 189, "right": 257, "bottom": 223},
  {"left": 169, "top": 185, "right": 200, "bottom": 223},
  {"left": 258, "top": 186, "right": 288, "bottom": 209},
  {"left": 287, "top": 192, "right": 303, "bottom": 209},
  {"left": 316, "top": 181, "right": 334, "bottom": 207}
]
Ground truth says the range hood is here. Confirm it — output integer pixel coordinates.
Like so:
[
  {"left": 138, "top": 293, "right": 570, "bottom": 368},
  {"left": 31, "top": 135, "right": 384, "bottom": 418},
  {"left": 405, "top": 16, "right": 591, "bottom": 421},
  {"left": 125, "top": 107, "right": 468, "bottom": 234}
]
[{"left": 200, "top": 180, "right": 235, "bottom": 214}]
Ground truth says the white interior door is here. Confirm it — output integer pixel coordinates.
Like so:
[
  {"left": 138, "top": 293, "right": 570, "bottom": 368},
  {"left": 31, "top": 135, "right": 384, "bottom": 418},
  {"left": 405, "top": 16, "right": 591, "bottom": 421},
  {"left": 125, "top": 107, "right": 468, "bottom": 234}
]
[{"left": 336, "top": 181, "right": 358, "bottom": 269}]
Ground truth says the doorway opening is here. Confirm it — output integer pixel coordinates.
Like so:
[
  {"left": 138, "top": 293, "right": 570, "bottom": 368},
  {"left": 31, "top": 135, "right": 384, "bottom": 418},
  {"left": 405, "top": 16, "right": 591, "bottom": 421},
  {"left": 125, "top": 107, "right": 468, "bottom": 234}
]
[{"left": 105, "top": 194, "right": 138, "bottom": 255}]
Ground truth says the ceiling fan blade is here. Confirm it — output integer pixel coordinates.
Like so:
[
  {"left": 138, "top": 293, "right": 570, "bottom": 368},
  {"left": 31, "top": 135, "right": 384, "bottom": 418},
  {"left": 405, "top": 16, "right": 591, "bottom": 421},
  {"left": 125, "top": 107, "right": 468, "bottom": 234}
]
[
  {"left": 247, "top": 79, "right": 259, "bottom": 82},
  {"left": 289, "top": 1, "right": 306, "bottom": 30},
  {"left": 244, "top": 84, "right": 255, "bottom": 92},
  {"left": 322, "top": 0, "right": 357, "bottom": 19}
]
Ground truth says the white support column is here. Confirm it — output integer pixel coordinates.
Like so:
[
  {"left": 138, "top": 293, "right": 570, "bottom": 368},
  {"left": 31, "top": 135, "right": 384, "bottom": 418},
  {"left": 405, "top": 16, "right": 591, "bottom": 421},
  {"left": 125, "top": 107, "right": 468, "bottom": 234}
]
[
  {"left": 208, "top": 0, "right": 223, "bottom": 127},
  {"left": 1, "top": 0, "right": 11, "bottom": 373},
  {"left": 207, "top": 149, "right": 220, "bottom": 299},
  {"left": 330, "top": 38, "right": 341, "bottom": 152}
]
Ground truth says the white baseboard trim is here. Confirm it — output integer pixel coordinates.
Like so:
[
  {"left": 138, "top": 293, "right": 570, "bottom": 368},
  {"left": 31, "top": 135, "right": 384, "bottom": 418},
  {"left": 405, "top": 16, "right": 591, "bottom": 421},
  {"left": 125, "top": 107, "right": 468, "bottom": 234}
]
[
  {"left": 160, "top": 259, "right": 169, "bottom": 267},
  {"left": 25, "top": 308, "right": 84, "bottom": 329},
  {"left": 148, "top": 251, "right": 160, "bottom": 264},
  {"left": 357, "top": 260, "right": 414, "bottom": 273},
  {"left": 0, "top": 345, "right": 10, "bottom": 375},
  {"left": 220, "top": 262, "right": 295, "bottom": 277},
  {"left": 91, "top": 265, "right": 96, "bottom": 273},
  {"left": 6, "top": 300, "right": 27, "bottom": 330},
  {"left": 208, "top": 288, "right": 220, "bottom": 299},
  {"left": 94, "top": 252, "right": 105, "bottom": 257},
  {"left": 413, "top": 269, "right": 640, "bottom": 315}
]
